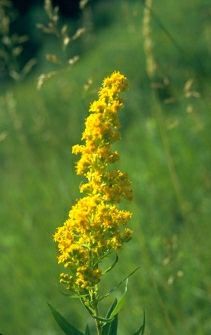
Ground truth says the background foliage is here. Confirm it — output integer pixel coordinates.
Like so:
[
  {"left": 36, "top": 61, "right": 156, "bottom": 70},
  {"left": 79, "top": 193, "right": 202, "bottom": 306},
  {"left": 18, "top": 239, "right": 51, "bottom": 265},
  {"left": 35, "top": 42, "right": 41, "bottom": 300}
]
[{"left": 0, "top": 0, "right": 211, "bottom": 334}]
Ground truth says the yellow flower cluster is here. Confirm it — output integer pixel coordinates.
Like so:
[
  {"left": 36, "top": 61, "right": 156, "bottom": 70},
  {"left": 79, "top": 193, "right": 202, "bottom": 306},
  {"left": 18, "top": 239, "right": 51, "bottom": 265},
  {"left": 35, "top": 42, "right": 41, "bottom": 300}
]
[{"left": 54, "top": 71, "right": 133, "bottom": 294}]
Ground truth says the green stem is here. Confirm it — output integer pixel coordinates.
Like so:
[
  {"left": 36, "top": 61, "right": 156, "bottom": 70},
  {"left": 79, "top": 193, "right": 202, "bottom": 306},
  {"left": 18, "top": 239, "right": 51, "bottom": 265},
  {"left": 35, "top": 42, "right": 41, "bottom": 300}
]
[
  {"left": 92, "top": 291, "right": 102, "bottom": 335},
  {"left": 82, "top": 290, "right": 103, "bottom": 335},
  {"left": 95, "top": 317, "right": 102, "bottom": 335},
  {"left": 94, "top": 300, "right": 103, "bottom": 335}
]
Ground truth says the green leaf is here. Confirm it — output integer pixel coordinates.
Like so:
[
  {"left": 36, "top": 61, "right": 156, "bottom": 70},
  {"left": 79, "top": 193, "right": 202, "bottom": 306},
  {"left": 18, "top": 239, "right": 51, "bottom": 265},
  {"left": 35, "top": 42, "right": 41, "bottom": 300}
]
[
  {"left": 103, "top": 254, "right": 119, "bottom": 275},
  {"left": 107, "top": 315, "right": 118, "bottom": 335},
  {"left": 99, "top": 266, "right": 140, "bottom": 301},
  {"left": 84, "top": 325, "right": 91, "bottom": 335},
  {"left": 109, "top": 279, "right": 128, "bottom": 319},
  {"left": 102, "top": 298, "right": 117, "bottom": 335},
  {"left": 48, "top": 303, "right": 83, "bottom": 335},
  {"left": 106, "top": 299, "right": 118, "bottom": 318},
  {"left": 133, "top": 312, "right": 146, "bottom": 335},
  {"left": 102, "top": 299, "right": 118, "bottom": 335}
]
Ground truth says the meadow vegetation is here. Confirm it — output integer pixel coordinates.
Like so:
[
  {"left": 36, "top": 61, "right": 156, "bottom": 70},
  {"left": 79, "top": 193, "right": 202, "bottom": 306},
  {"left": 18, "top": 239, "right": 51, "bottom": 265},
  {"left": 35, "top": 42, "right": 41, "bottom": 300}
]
[{"left": 0, "top": 0, "right": 211, "bottom": 334}]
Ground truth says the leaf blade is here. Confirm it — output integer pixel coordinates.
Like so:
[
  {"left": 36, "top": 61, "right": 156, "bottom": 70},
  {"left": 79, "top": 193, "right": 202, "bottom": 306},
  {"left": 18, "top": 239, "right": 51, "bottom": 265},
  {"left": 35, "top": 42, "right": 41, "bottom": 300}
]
[
  {"left": 102, "top": 299, "right": 118, "bottom": 335},
  {"left": 84, "top": 324, "right": 91, "bottom": 335},
  {"left": 48, "top": 303, "right": 84, "bottom": 335},
  {"left": 109, "top": 279, "right": 128, "bottom": 319},
  {"left": 107, "top": 314, "right": 118, "bottom": 335},
  {"left": 133, "top": 312, "right": 146, "bottom": 335}
]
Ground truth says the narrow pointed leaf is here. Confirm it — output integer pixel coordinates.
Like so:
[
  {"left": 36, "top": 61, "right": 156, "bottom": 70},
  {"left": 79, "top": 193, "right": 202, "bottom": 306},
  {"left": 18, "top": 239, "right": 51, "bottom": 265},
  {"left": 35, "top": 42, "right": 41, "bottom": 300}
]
[
  {"left": 106, "top": 299, "right": 118, "bottom": 318},
  {"left": 99, "top": 267, "right": 140, "bottom": 301},
  {"left": 102, "top": 315, "right": 118, "bottom": 335},
  {"left": 133, "top": 312, "right": 145, "bottom": 335},
  {"left": 84, "top": 325, "right": 91, "bottom": 335},
  {"left": 107, "top": 315, "right": 118, "bottom": 335},
  {"left": 103, "top": 254, "right": 119, "bottom": 274},
  {"left": 102, "top": 299, "right": 118, "bottom": 335},
  {"left": 48, "top": 303, "right": 83, "bottom": 335},
  {"left": 109, "top": 279, "right": 128, "bottom": 319}
]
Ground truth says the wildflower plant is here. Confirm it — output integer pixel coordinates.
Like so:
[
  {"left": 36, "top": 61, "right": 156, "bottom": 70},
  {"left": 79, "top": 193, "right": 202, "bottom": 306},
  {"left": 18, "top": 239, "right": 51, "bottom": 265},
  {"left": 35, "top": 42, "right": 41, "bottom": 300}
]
[{"left": 52, "top": 72, "right": 145, "bottom": 335}]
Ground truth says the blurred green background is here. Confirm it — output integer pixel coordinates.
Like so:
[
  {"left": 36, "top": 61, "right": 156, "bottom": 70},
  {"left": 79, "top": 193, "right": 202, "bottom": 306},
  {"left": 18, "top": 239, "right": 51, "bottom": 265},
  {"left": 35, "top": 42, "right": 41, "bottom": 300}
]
[{"left": 0, "top": 0, "right": 211, "bottom": 334}]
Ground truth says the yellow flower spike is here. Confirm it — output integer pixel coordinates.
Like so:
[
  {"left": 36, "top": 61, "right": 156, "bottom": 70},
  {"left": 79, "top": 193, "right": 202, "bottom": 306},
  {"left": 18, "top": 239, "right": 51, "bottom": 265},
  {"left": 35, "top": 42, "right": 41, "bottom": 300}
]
[{"left": 54, "top": 71, "right": 133, "bottom": 295}]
